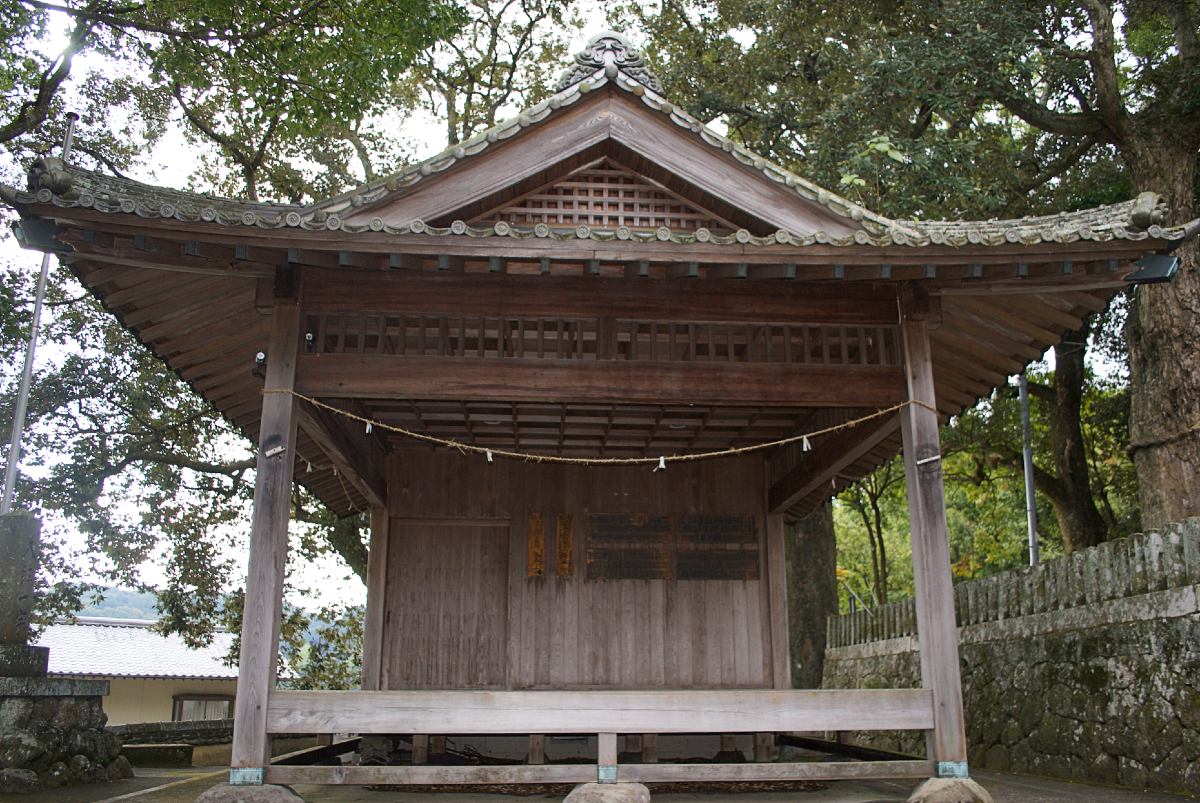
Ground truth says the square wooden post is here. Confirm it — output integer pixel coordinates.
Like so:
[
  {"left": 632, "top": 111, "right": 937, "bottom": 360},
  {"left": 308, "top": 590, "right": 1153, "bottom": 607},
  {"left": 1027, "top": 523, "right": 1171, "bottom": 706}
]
[
  {"left": 899, "top": 307, "right": 969, "bottom": 778},
  {"left": 598, "top": 732, "right": 617, "bottom": 783},
  {"left": 528, "top": 734, "right": 545, "bottom": 765},
  {"left": 230, "top": 301, "right": 302, "bottom": 785},
  {"left": 360, "top": 507, "right": 390, "bottom": 690},
  {"left": 766, "top": 513, "right": 792, "bottom": 689}
]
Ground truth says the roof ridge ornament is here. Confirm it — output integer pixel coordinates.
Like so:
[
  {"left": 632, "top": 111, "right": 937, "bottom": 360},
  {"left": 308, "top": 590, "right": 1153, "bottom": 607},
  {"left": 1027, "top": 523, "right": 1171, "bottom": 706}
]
[{"left": 556, "top": 31, "right": 661, "bottom": 93}]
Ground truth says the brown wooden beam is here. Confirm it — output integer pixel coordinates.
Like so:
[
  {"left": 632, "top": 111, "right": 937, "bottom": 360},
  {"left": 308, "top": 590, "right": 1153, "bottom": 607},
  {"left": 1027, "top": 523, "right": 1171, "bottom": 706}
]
[
  {"left": 62, "top": 236, "right": 275, "bottom": 278},
  {"left": 301, "top": 269, "right": 899, "bottom": 326},
  {"left": 295, "top": 400, "right": 388, "bottom": 509},
  {"left": 768, "top": 413, "right": 901, "bottom": 513},
  {"left": 295, "top": 354, "right": 906, "bottom": 407}
]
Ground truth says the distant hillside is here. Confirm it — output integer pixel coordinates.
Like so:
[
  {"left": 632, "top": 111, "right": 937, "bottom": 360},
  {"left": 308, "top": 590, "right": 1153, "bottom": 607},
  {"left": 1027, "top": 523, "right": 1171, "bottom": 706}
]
[{"left": 78, "top": 587, "right": 159, "bottom": 621}]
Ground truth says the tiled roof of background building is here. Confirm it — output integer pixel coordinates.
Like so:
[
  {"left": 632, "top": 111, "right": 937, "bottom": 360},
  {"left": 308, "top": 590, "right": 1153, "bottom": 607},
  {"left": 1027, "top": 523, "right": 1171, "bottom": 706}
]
[{"left": 35, "top": 617, "right": 238, "bottom": 680}]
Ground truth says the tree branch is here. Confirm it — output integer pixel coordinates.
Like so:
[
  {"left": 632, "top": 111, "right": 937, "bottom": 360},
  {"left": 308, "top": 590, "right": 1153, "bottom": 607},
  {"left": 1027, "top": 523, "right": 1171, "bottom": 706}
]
[
  {"left": 129, "top": 451, "right": 256, "bottom": 476},
  {"left": 17, "top": 0, "right": 337, "bottom": 46},
  {"left": 0, "top": 10, "right": 92, "bottom": 143},
  {"left": 1079, "top": 0, "right": 1135, "bottom": 143},
  {"left": 997, "top": 92, "right": 1105, "bottom": 138}
]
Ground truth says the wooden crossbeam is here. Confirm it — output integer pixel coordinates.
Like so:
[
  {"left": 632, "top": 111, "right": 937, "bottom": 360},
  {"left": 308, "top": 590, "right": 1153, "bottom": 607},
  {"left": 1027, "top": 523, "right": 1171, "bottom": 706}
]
[
  {"left": 265, "top": 689, "right": 935, "bottom": 735},
  {"left": 295, "top": 400, "right": 388, "bottom": 509},
  {"left": 265, "top": 760, "right": 934, "bottom": 785},
  {"left": 301, "top": 269, "right": 899, "bottom": 326},
  {"left": 768, "top": 413, "right": 902, "bottom": 513},
  {"left": 295, "top": 354, "right": 906, "bottom": 407}
]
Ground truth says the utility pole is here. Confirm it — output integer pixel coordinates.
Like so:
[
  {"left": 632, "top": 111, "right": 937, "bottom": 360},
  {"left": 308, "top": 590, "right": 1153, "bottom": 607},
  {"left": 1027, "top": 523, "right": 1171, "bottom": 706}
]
[
  {"left": 1, "top": 113, "right": 78, "bottom": 514},
  {"left": 1018, "top": 370, "right": 1039, "bottom": 565}
]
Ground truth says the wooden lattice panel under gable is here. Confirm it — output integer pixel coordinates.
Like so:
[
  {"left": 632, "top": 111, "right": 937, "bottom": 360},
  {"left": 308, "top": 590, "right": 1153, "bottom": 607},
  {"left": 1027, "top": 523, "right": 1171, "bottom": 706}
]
[{"left": 470, "top": 158, "right": 739, "bottom": 232}]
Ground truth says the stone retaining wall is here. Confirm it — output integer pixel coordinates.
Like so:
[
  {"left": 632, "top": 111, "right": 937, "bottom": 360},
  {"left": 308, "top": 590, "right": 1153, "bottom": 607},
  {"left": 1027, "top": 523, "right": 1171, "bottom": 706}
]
[
  {"left": 0, "top": 679, "right": 134, "bottom": 793},
  {"left": 109, "top": 718, "right": 234, "bottom": 746},
  {"left": 822, "top": 518, "right": 1200, "bottom": 794}
]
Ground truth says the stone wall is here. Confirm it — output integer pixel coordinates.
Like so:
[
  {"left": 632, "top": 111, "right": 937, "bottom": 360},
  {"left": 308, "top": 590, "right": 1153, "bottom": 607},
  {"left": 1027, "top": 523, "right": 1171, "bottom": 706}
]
[
  {"left": 823, "top": 518, "right": 1200, "bottom": 794},
  {"left": 109, "top": 717, "right": 234, "bottom": 747},
  {"left": 0, "top": 678, "right": 134, "bottom": 793}
]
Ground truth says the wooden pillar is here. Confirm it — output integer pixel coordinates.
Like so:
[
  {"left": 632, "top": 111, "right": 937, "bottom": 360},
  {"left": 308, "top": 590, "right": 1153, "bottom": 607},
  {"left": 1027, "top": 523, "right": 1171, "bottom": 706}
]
[
  {"left": 598, "top": 732, "right": 617, "bottom": 782},
  {"left": 766, "top": 513, "right": 791, "bottom": 689},
  {"left": 754, "top": 733, "right": 774, "bottom": 763},
  {"left": 230, "top": 302, "right": 302, "bottom": 784},
  {"left": 641, "top": 734, "right": 658, "bottom": 764},
  {"left": 899, "top": 306, "right": 968, "bottom": 777},
  {"left": 360, "top": 507, "right": 390, "bottom": 690},
  {"left": 412, "top": 735, "right": 429, "bottom": 764},
  {"left": 528, "top": 734, "right": 545, "bottom": 765}
]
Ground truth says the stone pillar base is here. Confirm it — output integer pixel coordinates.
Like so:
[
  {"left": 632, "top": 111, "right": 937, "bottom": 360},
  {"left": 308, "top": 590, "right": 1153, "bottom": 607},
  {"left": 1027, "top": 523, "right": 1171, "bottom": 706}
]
[
  {"left": 196, "top": 783, "right": 307, "bottom": 803},
  {"left": 906, "top": 777, "right": 994, "bottom": 803},
  {"left": 564, "top": 782, "right": 651, "bottom": 803}
]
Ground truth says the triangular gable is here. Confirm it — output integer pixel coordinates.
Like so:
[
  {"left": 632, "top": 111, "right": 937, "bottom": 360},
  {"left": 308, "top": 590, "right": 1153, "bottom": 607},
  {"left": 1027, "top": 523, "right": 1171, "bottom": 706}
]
[
  {"left": 469, "top": 156, "right": 741, "bottom": 233},
  {"left": 340, "top": 72, "right": 871, "bottom": 240}
]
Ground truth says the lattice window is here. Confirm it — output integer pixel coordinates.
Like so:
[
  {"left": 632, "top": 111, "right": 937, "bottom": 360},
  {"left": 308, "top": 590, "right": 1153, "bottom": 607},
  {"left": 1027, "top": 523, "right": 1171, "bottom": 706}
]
[{"left": 471, "top": 160, "right": 738, "bottom": 232}]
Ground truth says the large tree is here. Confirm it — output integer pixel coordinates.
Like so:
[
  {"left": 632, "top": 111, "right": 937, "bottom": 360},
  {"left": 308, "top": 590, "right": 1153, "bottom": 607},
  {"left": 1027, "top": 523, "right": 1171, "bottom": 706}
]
[
  {"left": 2, "top": 1, "right": 593, "bottom": 648},
  {"left": 626, "top": 0, "right": 1199, "bottom": 531}
]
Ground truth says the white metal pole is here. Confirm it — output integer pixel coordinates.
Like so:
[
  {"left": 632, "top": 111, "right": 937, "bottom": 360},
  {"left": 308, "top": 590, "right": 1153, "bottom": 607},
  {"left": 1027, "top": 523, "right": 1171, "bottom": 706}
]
[
  {"left": 1, "top": 113, "right": 78, "bottom": 514},
  {"left": 1018, "top": 370, "right": 1039, "bottom": 565}
]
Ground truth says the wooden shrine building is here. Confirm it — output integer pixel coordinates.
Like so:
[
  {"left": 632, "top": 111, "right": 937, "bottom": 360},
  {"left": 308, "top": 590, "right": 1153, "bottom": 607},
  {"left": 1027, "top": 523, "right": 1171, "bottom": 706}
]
[{"left": 5, "top": 31, "right": 1188, "bottom": 789}]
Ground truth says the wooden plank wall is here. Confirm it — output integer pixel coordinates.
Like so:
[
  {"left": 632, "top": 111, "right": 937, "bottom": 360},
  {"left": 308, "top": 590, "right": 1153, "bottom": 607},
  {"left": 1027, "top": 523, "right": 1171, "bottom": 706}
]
[
  {"left": 383, "top": 452, "right": 511, "bottom": 690},
  {"left": 381, "top": 451, "right": 775, "bottom": 690}
]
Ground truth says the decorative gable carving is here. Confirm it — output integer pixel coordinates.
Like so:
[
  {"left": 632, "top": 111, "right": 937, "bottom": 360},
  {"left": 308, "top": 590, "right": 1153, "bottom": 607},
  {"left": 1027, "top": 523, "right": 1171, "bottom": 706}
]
[
  {"left": 556, "top": 30, "right": 661, "bottom": 92},
  {"left": 469, "top": 157, "right": 739, "bottom": 232}
]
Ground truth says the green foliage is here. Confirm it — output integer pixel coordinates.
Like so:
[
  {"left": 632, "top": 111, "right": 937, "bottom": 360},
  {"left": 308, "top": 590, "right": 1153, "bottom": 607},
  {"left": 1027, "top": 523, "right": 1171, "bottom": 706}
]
[
  {"left": 402, "top": 0, "right": 584, "bottom": 148},
  {"left": 834, "top": 458, "right": 913, "bottom": 613},
  {"left": 220, "top": 591, "right": 363, "bottom": 690}
]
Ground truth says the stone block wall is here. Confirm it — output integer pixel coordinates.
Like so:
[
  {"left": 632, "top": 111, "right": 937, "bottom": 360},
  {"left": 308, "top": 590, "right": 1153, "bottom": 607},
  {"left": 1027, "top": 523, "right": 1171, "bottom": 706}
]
[
  {"left": 109, "top": 718, "right": 234, "bottom": 747},
  {"left": 822, "top": 518, "right": 1200, "bottom": 794},
  {"left": 0, "top": 679, "right": 134, "bottom": 793}
]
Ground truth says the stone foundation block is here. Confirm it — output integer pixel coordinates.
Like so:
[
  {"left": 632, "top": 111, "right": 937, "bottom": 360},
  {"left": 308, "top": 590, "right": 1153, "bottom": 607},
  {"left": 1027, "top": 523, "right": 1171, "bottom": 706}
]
[
  {"left": 563, "top": 782, "right": 651, "bottom": 803},
  {"left": 195, "top": 783, "right": 306, "bottom": 803},
  {"left": 907, "top": 777, "right": 994, "bottom": 803}
]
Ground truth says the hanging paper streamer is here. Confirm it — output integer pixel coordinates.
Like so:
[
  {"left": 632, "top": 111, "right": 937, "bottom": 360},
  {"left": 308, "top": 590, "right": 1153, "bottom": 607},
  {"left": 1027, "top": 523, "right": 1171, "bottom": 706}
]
[
  {"left": 653, "top": 456, "right": 666, "bottom": 472},
  {"left": 802, "top": 436, "right": 810, "bottom": 451}
]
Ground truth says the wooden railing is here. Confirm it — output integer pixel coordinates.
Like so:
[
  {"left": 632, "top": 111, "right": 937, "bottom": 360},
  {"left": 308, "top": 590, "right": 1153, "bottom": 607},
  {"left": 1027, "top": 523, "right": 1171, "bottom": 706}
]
[
  {"left": 261, "top": 688, "right": 935, "bottom": 785},
  {"left": 304, "top": 313, "right": 900, "bottom": 367}
]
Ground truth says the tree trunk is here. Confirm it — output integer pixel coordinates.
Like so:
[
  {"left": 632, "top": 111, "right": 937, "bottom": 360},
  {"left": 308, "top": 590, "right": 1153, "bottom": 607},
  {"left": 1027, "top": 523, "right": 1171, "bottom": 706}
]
[
  {"left": 785, "top": 501, "right": 838, "bottom": 689},
  {"left": 1049, "top": 323, "right": 1109, "bottom": 551},
  {"left": 1123, "top": 138, "right": 1200, "bottom": 529}
]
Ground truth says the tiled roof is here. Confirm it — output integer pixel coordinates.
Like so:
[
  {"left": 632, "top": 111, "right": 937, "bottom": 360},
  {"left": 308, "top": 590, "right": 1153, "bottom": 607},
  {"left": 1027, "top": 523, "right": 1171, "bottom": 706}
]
[
  {"left": 5, "top": 32, "right": 1184, "bottom": 250},
  {"left": 34, "top": 617, "right": 238, "bottom": 680}
]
